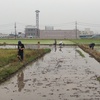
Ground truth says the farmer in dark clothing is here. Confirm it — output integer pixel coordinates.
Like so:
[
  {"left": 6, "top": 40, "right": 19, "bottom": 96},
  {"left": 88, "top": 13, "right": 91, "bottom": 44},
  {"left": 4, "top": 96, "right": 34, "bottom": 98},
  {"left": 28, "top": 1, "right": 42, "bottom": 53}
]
[
  {"left": 17, "top": 41, "right": 25, "bottom": 61},
  {"left": 54, "top": 39, "right": 57, "bottom": 45},
  {"left": 89, "top": 43, "right": 95, "bottom": 50}
]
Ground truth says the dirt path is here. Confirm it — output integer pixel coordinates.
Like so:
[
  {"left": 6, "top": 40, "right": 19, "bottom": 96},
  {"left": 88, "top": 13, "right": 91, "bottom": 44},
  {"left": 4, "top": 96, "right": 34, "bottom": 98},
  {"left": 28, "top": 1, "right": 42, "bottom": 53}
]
[{"left": 0, "top": 46, "right": 100, "bottom": 100}]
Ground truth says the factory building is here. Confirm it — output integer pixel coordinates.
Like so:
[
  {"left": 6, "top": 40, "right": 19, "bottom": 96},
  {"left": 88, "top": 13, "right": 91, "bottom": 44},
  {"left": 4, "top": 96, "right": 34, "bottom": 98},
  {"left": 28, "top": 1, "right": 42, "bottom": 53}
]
[{"left": 40, "top": 29, "right": 80, "bottom": 39}]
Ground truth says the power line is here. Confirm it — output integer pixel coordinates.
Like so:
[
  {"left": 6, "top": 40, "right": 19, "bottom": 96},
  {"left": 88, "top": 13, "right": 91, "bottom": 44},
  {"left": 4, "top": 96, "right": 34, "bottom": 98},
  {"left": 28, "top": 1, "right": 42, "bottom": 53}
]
[
  {"left": 78, "top": 22, "right": 100, "bottom": 27},
  {"left": 0, "top": 21, "right": 100, "bottom": 34},
  {"left": 40, "top": 22, "right": 75, "bottom": 27}
]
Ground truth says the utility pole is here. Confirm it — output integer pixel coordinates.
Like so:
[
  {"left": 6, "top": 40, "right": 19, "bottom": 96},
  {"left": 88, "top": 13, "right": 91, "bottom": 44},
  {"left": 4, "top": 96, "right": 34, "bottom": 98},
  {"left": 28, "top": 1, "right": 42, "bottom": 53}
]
[
  {"left": 75, "top": 21, "right": 77, "bottom": 39},
  {"left": 15, "top": 22, "right": 16, "bottom": 39}
]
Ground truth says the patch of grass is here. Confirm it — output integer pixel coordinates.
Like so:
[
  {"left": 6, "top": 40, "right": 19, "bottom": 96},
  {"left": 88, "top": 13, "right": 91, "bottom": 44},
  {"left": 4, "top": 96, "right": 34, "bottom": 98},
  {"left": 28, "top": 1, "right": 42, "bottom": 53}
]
[
  {"left": 76, "top": 49, "right": 85, "bottom": 57},
  {"left": 79, "top": 44, "right": 100, "bottom": 62},
  {"left": 97, "top": 77, "right": 100, "bottom": 82},
  {"left": 0, "top": 48, "right": 51, "bottom": 83},
  {"left": 0, "top": 49, "right": 17, "bottom": 67}
]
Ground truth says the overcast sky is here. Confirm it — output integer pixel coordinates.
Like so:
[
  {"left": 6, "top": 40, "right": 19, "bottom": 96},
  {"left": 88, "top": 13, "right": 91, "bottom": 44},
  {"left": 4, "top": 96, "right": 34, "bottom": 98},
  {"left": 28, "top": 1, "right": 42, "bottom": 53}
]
[{"left": 0, "top": 0, "right": 100, "bottom": 34}]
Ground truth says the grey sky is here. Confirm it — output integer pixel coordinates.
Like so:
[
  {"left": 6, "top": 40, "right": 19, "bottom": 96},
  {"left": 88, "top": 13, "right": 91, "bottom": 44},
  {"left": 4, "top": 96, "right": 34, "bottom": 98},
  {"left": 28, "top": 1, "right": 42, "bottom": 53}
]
[{"left": 0, "top": 0, "right": 100, "bottom": 34}]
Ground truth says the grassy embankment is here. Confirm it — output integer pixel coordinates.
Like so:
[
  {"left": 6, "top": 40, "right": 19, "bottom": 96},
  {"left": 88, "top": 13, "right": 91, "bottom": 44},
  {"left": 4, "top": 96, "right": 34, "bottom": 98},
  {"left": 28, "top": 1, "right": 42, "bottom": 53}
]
[
  {"left": 0, "top": 38, "right": 99, "bottom": 45},
  {"left": 70, "top": 39, "right": 100, "bottom": 62},
  {"left": 0, "top": 48, "right": 51, "bottom": 83},
  {"left": 78, "top": 44, "right": 100, "bottom": 62}
]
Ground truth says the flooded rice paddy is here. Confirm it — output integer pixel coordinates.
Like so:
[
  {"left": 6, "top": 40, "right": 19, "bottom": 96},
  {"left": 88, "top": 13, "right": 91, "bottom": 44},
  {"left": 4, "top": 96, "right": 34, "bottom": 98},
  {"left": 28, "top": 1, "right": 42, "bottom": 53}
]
[{"left": 0, "top": 45, "right": 100, "bottom": 100}]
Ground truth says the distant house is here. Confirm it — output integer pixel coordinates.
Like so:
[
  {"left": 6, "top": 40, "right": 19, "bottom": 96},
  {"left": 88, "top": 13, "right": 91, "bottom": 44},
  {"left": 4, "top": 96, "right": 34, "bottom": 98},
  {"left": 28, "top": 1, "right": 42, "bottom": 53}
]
[
  {"left": 45, "top": 26, "right": 54, "bottom": 30},
  {"left": 0, "top": 33, "right": 9, "bottom": 38}
]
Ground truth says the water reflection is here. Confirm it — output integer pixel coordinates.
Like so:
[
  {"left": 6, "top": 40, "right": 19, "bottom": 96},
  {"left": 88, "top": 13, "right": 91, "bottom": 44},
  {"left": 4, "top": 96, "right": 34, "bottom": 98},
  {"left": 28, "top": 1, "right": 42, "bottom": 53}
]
[
  {"left": 54, "top": 45, "right": 57, "bottom": 52},
  {"left": 40, "top": 56, "right": 44, "bottom": 61},
  {"left": 0, "top": 45, "right": 17, "bottom": 49},
  {"left": 74, "top": 46, "right": 77, "bottom": 58},
  {"left": 54, "top": 45, "right": 63, "bottom": 52},
  {"left": 35, "top": 56, "right": 44, "bottom": 67},
  {"left": 17, "top": 70, "right": 25, "bottom": 92},
  {"left": 59, "top": 46, "right": 62, "bottom": 52},
  {"left": 0, "top": 44, "right": 53, "bottom": 49}
]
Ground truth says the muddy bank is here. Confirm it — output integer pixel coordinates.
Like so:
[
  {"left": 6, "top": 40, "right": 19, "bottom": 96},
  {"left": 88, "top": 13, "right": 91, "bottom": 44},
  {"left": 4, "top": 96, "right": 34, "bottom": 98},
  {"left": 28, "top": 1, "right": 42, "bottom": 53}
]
[
  {"left": 79, "top": 44, "right": 100, "bottom": 62},
  {"left": 0, "top": 46, "right": 100, "bottom": 100}
]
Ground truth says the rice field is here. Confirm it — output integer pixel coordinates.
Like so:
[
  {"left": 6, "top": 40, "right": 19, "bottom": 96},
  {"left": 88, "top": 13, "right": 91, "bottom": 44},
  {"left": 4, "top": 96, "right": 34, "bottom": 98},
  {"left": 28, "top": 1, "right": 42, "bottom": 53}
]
[
  {"left": 0, "top": 38, "right": 99, "bottom": 45},
  {"left": 0, "top": 39, "right": 74, "bottom": 44}
]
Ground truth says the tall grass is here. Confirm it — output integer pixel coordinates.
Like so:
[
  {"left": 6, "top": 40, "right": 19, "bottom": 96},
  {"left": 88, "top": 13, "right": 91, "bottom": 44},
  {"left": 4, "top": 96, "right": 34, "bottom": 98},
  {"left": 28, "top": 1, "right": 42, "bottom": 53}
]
[
  {"left": 0, "top": 49, "right": 17, "bottom": 67},
  {"left": 0, "top": 48, "right": 51, "bottom": 83}
]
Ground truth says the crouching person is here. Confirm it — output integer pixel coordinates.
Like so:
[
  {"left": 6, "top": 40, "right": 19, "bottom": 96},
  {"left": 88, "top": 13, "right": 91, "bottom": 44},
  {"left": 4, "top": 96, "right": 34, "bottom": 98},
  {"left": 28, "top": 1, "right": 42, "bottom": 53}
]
[{"left": 89, "top": 43, "right": 95, "bottom": 50}]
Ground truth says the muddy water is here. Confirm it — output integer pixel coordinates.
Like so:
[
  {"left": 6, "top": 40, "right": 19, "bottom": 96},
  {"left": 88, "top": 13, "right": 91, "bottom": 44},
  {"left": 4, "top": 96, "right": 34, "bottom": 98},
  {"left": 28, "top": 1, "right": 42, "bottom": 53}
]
[
  {"left": 0, "top": 46, "right": 100, "bottom": 100},
  {"left": 0, "top": 44, "right": 53, "bottom": 49}
]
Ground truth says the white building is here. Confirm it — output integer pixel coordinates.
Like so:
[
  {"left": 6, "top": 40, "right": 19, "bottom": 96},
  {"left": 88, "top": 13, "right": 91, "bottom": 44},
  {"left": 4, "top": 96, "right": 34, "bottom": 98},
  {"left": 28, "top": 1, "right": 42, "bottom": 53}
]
[
  {"left": 25, "top": 25, "right": 40, "bottom": 38},
  {"left": 81, "top": 28, "right": 94, "bottom": 35},
  {"left": 45, "top": 26, "right": 54, "bottom": 30}
]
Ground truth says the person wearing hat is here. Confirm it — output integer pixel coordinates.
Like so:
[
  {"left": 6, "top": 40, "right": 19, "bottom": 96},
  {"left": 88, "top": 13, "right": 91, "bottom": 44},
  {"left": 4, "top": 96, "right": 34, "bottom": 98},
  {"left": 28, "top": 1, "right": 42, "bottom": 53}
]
[{"left": 17, "top": 41, "right": 25, "bottom": 61}]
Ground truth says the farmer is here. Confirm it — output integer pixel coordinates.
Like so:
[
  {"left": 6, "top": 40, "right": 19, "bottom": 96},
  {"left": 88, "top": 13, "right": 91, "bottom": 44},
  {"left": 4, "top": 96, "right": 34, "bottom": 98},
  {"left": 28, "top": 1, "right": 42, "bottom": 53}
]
[
  {"left": 59, "top": 41, "right": 63, "bottom": 47},
  {"left": 54, "top": 39, "right": 57, "bottom": 45},
  {"left": 17, "top": 41, "right": 25, "bottom": 61},
  {"left": 54, "top": 39, "right": 57, "bottom": 52},
  {"left": 89, "top": 43, "right": 95, "bottom": 50},
  {"left": 37, "top": 41, "right": 40, "bottom": 49}
]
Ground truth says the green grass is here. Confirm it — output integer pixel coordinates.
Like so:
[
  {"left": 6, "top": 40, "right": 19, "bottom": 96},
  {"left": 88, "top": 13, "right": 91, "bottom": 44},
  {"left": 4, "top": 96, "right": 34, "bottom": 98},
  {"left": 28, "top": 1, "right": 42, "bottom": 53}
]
[
  {"left": 0, "top": 48, "right": 51, "bottom": 83},
  {"left": 97, "top": 76, "right": 100, "bottom": 82},
  {"left": 0, "top": 39, "right": 74, "bottom": 44},
  {"left": 0, "top": 38, "right": 100, "bottom": 45},
  {"left": 0, "top": 49, "right": 17, "bottom": 67},
  {"left": 76, "top": 49, "right": 85, "bottom": 57}
]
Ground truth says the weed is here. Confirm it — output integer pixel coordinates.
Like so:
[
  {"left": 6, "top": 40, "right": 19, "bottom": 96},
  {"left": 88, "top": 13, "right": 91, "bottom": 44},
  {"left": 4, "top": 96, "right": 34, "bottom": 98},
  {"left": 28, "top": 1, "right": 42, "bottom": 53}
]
[{"left": 76, "top": 49, "right": 85, "bottom": 57}]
